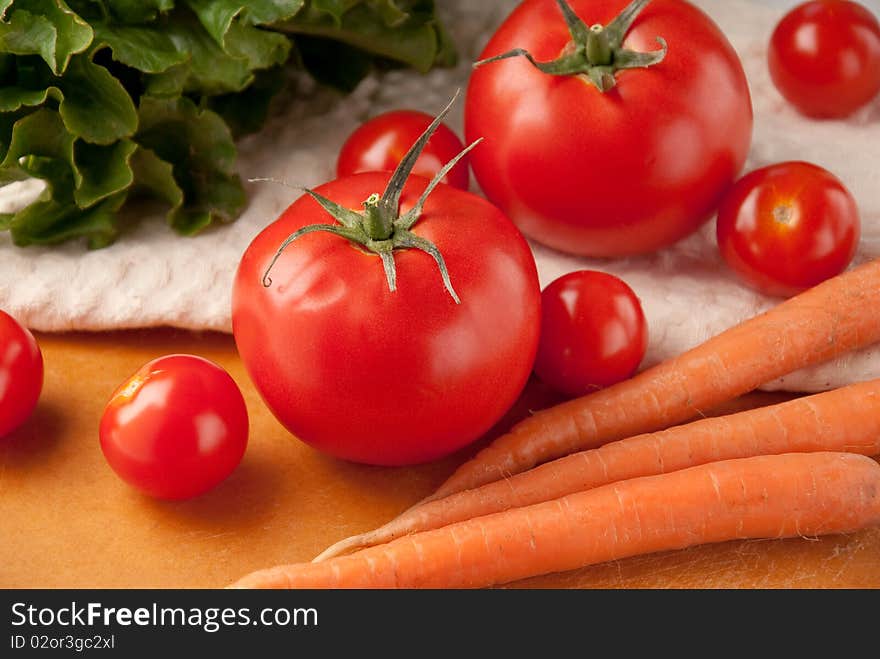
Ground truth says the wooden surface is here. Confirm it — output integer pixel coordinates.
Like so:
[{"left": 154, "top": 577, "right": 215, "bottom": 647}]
[{"left": 1, "top": 329, "right": 878, "bottom": 589}]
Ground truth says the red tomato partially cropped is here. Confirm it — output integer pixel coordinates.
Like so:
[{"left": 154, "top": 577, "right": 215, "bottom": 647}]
[
  {"left": 465, "top": 0, "right": 753, "bottom": 257},
  {"left": 534, "top": 271, "right": 648, "bottom": 397},
  {"left": 337, "top": 110, "right": 470, "bottom": 190},
  {"left": 0, "top": 310, "right": 43, "bottom": 438},
  {"left": 100, "top": 355, "right": 249, "bottom": 500},
  {"left": 769, "top": 0, "right": 880, "bottom": 118},
  {"left": 716, "top": 161, "right": 860, "bottom": 298},
  {"left": 233, "top": 172, "right": 541, "bottom": 466}
]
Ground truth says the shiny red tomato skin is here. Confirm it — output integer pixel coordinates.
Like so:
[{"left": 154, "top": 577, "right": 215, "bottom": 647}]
[
  {"left": 99, "top": 355, "right": 249, "bottom": 500},
  {"left": 768, "top": 0, "right": 880, "bottom": 118},
  {"left": 716, "top": 161, "right": 860, "bottom": 298},
  {"left": 534, "top": 271, "right": 648, "bottom": 397},
  {"left": 337, "top": 110, "right": 470, "bottom": 191},
  {"left": 465, "top": 0, "right": 753, "bottom": 257},
  {"left": 232, "top": 172, "right": 541, "bottom": 466},
  {"left": 0, "top": 310, "right": 43, "bottom": 438}
]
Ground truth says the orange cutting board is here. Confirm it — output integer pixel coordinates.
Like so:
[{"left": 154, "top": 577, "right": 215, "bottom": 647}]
[{"left": 1, "top": 329, "right": 877, "bottom": 589}]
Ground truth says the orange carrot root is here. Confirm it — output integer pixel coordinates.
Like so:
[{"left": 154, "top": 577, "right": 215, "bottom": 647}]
[
  {"left": 232, "top": 452, "right": 880, "bottom": 589},
  {"left": 422, "top": 259, "right": 880, "bottom": 505},
  {"left": 312, "top": 379, "right": 880, "bottom": 561}
]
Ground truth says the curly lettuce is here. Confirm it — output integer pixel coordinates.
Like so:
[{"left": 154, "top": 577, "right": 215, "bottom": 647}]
[{"left": 0, "top": 0, "right": 454, "bottom": 248}]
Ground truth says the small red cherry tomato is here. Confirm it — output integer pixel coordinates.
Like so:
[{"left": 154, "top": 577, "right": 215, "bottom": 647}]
[
  {"left": 768, "top": 0, "right": 880, "bottom": 118},
  {"left": 0, "top": 310, "right": 43, "bottom": 438},
  {"left": 534, "top": 271, "right": 648, "bottom": 398},
  {"left": 337, "top": 110, "right": 470, "bottom": 190},
  {"left": 716, "top": 161, "right": 860, "bottom": 298},
  {"left": 99, "top": 354, "right": 248, "bottom": 500}
]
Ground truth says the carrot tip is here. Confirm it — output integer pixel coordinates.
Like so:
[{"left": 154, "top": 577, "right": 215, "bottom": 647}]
[{"left": 312, "top": 534, "right": 370, "bottom": 562}]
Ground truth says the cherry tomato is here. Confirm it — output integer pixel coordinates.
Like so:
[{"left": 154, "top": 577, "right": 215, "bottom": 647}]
[
  {"left": 716, "top": 161, "right": 860, "bottom": 298},
  {"left": 534, "top": 271, "right": 648, "bottom": 397},
  {"left": 768, "top": 0, "right": 880, "bottom": 119},
  {"left": 0, "top": 310, "right": 43, "bottom": 438},
  {"left": 233, "top": 171, "right": 541, "bottom": 467},
  {"left": 337, "top": 110, "right": 470, "bottom": 190},
  {"left": 99, "top": 355, "right": 249, "bottom": 500},
  {"left": 465, "top": 0, "right": 753, "bottom": 257}
]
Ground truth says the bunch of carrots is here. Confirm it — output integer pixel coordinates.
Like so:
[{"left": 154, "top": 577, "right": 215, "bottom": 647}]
[{"left": 232, "top": 260, "right": 880, "bottom": 589}]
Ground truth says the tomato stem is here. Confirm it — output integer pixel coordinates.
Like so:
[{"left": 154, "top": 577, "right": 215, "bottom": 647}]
[
  {"left": 474, "top": 0, "right": 666, "bottom": 93},
  {"left": 258, "top": 92, "right": 473, "bottom": 304},
  {"left": 586, "top": 25, "right": 612, "bottom": 66},
  {"left": 363, "top": 193, "right": 393, "bottom": 240}
]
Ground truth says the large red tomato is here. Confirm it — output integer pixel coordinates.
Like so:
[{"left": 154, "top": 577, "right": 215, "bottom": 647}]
[
  {"left": 465, "top": 0, "right": 753, "bottom": 257},
  {"left": 232, "top": 172, "right": 541, "bottom": 466}
]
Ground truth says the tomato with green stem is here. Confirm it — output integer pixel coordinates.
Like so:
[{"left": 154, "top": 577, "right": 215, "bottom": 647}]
[
  {"left": 534, "top": 271, "right": 648, "bottom": 397},
  {"left": 233, "top": 95, "right": 541, "bottom": 466},
  {"left": 465, "top": 0, "right": 753, "bottom": 257},
  {"left": 768, "top": 0, "right": 880, "bottom": 119},
  {"left": 716, "top": 161, "right": 860, "bottom": 298},
  {"left": 99, "top": 354, "right": 249, "bottom": 500},
  {"left": 337, "top": 110, "right": 470, "bottom": 190},
  {"left": 0, "top": 310, "right": 43, "bottom": 438}
]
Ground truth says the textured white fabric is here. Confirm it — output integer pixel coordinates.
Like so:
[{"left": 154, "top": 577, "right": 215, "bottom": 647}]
[{"left": 1, "top": 0, "right": 879, "bottom": 392}]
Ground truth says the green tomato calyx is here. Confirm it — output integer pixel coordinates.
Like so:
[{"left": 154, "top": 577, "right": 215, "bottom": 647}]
[
  {"left": 475, "top": 0, "right": 667, "bottom": 93},
  {"left": 256, "top": 90, "right": 479, "bottom": 305}
]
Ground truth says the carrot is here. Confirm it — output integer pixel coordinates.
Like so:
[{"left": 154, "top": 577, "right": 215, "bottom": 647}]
[
  {"left": 421, "top": 259, "right": 880, "bottom": 505},
  {"left": 313, "top": 379, "right": 880, "bottom": 561},
  {"left": 231, "top": 452, "right": 880, "bottom": 589}
]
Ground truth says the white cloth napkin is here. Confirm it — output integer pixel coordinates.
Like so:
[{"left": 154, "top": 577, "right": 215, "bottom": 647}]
[{"left": 1, "top": 0, "right": 879, "bottom": 392}]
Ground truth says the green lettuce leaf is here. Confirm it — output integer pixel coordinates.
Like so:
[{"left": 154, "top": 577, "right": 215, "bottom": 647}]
[
  {"left": 9, "top": 190, "right": 126, "bottom": 248},
  {"left": 57, "top": 53, "right": 138, "bottom": 143},
  {"left": 274, "top": 0, "right": 455, "bottom": 73},
  {"left": 0, "top": 0, "right": 92, "bottom": 74},
  {"left": 0, "top": 0, "right": 455, "bottom": 248},
  {"left": 0, "top": 110, "right": 128, "bottom": 248},
  {"left": 0, "top": 107, "right": 135, "bottom": 206},
  {"left": 0, "top": 108, "right": 76, "bottom": 181},
  {"left": 0, "top": 84, "right": 57, "bottom": 113},
  {"left": 73, "top": 137, "right": 136, "bottom": 207},
  {"left": 152, "top": 14, "right": 280, "bottom": 95},
  {"left": 135, "top": 95, "right": 245, "bottom": 234},
  {"left": 91, "top": 22, "right": 188, "bottom": 73},
  {"left": 0, "top": 52, "right": 137, "bottom": 144},
  {"left": 129, "top": 144, "right": 184, "bottom": 218},
  {"left": 184, "top": 0, "right": 304, "bottom": 46}
]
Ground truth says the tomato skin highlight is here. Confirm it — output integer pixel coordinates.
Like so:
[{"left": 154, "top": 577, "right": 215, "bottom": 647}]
[
  {"left": 716, "top": 161, "right": 860, "bottom": 298},
  {"left": 768, "top": 0, "right": 880, "bottom": 119},
  {"left": 233, "top": 172, "right": 541, "bottom": 467},
  {"left": 99, "top": 355, "right": 249, "bottom": 500},
  {"left": 0, "top": 310, "right": 43, "bottom": 438},
  {"left": 465, "top": 0, "right": 753, "bottom": 257},
  {"left": 337, "top": 110, "right": 470, "bottom": 191},
  {"left": 534, "top": 271, "right": 648, "bottom": 398}
]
